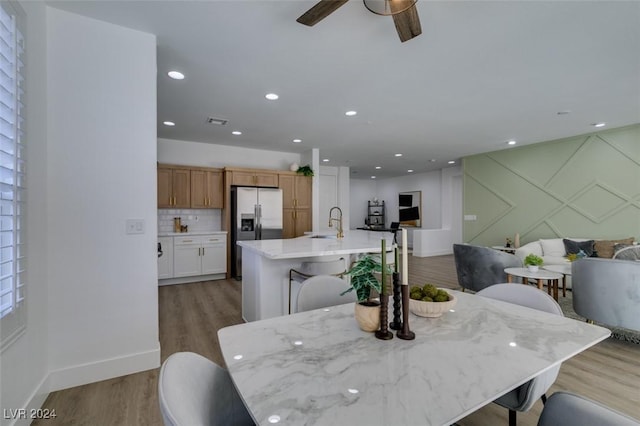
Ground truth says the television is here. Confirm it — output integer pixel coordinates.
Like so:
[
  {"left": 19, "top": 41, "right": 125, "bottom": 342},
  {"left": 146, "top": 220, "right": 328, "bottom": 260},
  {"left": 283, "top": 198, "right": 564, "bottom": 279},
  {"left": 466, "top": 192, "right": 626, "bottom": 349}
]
[
  {"left": 399, "top": 206, "right": 420, "bottom": 222},
  {"left": 399, "top": 194, "right": 413, "bottom": 207}
]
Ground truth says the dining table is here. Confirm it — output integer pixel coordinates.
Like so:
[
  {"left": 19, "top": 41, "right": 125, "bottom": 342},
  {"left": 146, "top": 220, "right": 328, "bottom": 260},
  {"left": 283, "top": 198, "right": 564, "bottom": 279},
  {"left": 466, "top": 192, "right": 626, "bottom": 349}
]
[{"left": 218, "top": 290, "right": 610, "bottom": 426}]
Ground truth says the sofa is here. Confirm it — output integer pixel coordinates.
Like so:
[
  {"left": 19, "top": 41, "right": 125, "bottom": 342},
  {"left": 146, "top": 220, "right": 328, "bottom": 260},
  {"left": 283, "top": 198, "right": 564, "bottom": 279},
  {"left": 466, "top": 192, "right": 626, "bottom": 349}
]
[
  {"left": 514, "top": 237, "right": 637, "bottom": 267},
  {"left": 514, "top": 237, "right": 637, "bottom": 289}
]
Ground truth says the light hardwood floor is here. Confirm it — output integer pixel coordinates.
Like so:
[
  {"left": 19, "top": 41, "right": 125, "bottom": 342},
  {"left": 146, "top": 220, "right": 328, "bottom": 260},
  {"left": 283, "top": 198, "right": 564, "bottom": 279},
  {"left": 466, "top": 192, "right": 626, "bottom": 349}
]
[{"left": 34, "top": 254, "right": 640, "bottom": 425}]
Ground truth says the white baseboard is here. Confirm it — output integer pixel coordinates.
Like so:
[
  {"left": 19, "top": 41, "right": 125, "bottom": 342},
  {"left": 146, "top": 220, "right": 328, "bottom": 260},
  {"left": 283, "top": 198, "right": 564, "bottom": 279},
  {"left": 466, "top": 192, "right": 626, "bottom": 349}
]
[
  {"left": 47, "top": 344, "right": 160, "bottom": 392},
  {"left": 159, "top": 273, "right": 225, "bottom": 286},
  {"left": 6, "top": 375, "right": 50, "bottom": 426}
]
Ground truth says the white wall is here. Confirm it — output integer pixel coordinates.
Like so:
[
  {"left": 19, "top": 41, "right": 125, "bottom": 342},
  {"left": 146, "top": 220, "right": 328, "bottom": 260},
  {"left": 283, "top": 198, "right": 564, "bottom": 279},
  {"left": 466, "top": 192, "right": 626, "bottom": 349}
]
[
  {"left": 158, "top": 138, "right": 301, "bottom": 170},
  {"left": 349, "top": 179, "right": 377, "bottom": 229},
  {"left": 45, "top": 8, "right": 159, "bottom": 391},
  {"left": 0, "top": 2, "right": 50, "bottom": 424},
  {"left": 349, "top": 166, "right": 463, "bottom": 254},
  {"left": 376, "top": 171, "right": 443, "bottom": 229}
]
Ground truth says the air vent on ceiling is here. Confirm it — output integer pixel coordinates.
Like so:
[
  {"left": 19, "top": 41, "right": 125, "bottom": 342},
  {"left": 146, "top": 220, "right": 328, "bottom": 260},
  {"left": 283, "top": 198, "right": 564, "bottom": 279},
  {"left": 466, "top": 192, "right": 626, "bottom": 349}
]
[{"left": 206, "top": 117, "right": 228, "bottom": 126}]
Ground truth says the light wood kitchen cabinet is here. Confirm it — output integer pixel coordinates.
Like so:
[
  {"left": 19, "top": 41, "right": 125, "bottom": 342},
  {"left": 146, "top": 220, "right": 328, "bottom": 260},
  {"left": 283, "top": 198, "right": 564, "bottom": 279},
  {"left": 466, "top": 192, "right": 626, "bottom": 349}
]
[
  {"left": 228, "top": 169, "right": 278, "bottom": 187},
  {"left": 279, "top": 172, "right": 312, "bottom": 238},
  {"left": 279, "top": 174, "right": 312, "bottom": 209},
  {"left": 158, "top": 166, "right": 191, "bottom": 208},
  {"left": 191, "top": 169, "right": 223, "bottom": 208},
  {"left": 283, "top": 208, "right": 312, "bottom": 238}
]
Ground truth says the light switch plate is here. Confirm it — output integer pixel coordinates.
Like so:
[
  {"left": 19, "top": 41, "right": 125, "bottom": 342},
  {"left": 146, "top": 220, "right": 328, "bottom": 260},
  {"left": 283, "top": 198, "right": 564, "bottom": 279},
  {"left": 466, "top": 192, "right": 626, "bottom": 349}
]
[
  {"left": 464, "top": 215, "right": 477, "bottom": 221},
  {"left": 126, "top": 219, "right": 145, "bottom": 234}
]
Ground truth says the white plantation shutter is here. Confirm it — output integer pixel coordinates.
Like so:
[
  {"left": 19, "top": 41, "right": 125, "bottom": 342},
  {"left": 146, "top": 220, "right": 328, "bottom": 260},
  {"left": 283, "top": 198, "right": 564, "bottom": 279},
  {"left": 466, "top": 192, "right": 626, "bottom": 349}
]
[{"left": 0, "top": 0, "right": 25, "bottom": 351}]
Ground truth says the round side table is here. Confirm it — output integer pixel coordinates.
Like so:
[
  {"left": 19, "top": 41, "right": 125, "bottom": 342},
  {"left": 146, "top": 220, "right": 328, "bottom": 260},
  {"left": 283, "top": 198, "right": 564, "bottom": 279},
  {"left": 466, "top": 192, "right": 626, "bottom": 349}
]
[{"left": 504, "top": 267, "right": 563, "bottom": 301}]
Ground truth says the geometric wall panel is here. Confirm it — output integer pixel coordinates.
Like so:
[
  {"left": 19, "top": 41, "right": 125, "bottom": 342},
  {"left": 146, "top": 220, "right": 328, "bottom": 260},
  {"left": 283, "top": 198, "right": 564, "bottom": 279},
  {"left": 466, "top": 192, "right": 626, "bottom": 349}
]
[{"left": 463, "top": 124, "right": 640, "bottom": 246}]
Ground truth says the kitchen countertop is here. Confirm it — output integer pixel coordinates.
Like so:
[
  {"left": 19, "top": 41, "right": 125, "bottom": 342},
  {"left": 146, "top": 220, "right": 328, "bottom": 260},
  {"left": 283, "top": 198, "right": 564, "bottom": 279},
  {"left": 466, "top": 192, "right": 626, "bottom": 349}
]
[
  {"left": 237, "top": 230, "right": 394, "bottom": 260},
  {"left": 158, "top": 231, "right": 227, "bottom": 237}
]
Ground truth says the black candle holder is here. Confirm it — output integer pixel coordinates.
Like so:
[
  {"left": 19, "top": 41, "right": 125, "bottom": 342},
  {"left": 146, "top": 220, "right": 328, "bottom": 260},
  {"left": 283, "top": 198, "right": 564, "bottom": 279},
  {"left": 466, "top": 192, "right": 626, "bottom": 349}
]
[
  {"left": 396, "top": 285, "right": 415, "bottom": 340},
  {"left": 375, "top": 291, "right": 393, "bottom": 340},
  {"left": 375, "top": 238, "right": 393, "bottom": 340},
  {"left": 389, "top": 272, "right": 402, "bottom": 330}
]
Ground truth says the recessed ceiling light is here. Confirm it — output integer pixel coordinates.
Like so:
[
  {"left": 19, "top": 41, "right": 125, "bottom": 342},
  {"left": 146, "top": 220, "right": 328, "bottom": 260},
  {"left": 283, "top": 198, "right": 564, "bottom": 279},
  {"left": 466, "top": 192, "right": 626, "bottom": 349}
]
[
  {"left": 322, "top": 158, "right": 329, "bottom": 162},
  {"left": 232, "top": 131, "right": 242, "bottom": 135},
  {"left": 345, "top": 110, "right": 357, "bottom": 116},
  {"left": 371, "top": 176, "right": 376, "bottom": 179},
  {"left": 163, "top": 121, "right": 175, "bottom": 126},
  {"left": 292, "top": 138, "right": 302, "bottom": 143},
  {"left": 448, "top": 160, "right": 456, "bottom": 164},
  {"left": 375, "top": 166, "right": 382, "bottom": 169},
  {"left": 507, "top": 140, "right": 517, "bottom": 145},
  {"left": 407, "top": 169, "right": 414, "bottom": 173},
  {"left": 593, "top": 122, "right": 606, "bottom": 128},
  {"left": 167, "top": 71, "right": 184, "bottom": 80},
  {"left": 429, "top": 159, "right": 437, "bottom": 163},
  {"left": 265, "top": 93, "right": 279, "bottom": 100},
  {"left": 394, "top": 153, "right": 402, "bottom": 157}
]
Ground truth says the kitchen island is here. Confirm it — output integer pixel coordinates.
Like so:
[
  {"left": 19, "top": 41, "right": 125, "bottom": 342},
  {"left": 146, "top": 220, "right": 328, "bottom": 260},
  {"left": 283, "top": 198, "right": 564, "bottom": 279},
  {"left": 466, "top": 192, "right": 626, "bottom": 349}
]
[{"left": 238, "top": 230, "right": 394, "bottom": 322}]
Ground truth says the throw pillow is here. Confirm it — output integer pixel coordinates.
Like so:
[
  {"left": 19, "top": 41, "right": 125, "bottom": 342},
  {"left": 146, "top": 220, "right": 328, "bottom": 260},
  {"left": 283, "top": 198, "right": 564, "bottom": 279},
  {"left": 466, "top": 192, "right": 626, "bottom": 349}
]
[
  {"left": 539, "top": 239, "right": 566, "bottom": 257},
  {"left": 563, "top": 239, "right": 595, "bottom": 257},
  {"left": 594, "top": 237, "right": 636, "bottom": 258},
  {"left": 612, "top": 243, "right": 640, "bottom": 261}
]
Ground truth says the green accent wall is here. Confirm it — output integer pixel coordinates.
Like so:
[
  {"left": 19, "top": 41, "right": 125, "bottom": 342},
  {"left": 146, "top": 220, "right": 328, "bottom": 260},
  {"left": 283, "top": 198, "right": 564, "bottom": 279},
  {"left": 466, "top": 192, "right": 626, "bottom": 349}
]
[{"left": 463, "top": 124, "right": 640, "bottom": 246}]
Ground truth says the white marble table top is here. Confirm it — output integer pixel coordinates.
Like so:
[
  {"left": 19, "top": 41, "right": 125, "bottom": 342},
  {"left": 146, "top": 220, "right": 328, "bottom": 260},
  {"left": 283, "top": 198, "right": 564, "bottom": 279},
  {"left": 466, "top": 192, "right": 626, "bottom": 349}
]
[
  {"left": 237, "top": 230, "right": 395, "bottom": 260},
  {"left": 219, "top": 291, "right": 610, "bottom": 426},
  {"left": 505, "top": 267, "right": 564, "bottom": 280},
  {"left": 543, "top": 264, "right": 573, "bottom": 275}
]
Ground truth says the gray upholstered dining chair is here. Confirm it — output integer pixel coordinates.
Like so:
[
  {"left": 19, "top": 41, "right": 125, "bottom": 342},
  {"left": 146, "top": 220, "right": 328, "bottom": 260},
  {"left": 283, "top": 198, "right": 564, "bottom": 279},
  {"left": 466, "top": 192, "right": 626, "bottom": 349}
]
[
  {"left": 477, "top": 283, "right": 564, "bottom": 426},
  {"left": 537, "top": 391, "right": 640, "bottom": 426},
  {"left": 296, "top": 275, "right": 356, "bottom": 313},
  {"left": 158, "top": 352, "right": 254, "bottom": 426},
  {"left": 571, "top": 257, "right": 640, "bottom": 331},
  {"left": 453, "top": 244, "right": 523, "bottom": 292}
]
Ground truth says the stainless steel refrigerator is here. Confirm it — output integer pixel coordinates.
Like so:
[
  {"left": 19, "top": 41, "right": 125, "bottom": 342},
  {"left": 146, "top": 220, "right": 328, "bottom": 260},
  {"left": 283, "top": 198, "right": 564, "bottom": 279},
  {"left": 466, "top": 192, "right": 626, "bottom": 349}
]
[{"left": 231, "top": 186, "right": 283, "bottom": 279}]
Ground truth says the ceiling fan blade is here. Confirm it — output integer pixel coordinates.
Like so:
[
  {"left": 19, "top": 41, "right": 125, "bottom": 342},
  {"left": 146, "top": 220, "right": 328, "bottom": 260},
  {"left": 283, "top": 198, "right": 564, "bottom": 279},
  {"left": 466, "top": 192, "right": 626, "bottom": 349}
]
[
  {"left": 391, "top": 2, "right": 422, "bottom": 42},
  {"left": 297, "top": 0, "right": 350, "bottom": 26}
]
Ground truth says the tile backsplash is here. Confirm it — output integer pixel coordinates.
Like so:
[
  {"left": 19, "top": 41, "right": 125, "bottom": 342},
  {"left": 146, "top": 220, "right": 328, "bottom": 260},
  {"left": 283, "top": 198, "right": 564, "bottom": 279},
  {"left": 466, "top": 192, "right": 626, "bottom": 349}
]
[{"left": 158, "top": 209, "right": 222, "bottom": 234}]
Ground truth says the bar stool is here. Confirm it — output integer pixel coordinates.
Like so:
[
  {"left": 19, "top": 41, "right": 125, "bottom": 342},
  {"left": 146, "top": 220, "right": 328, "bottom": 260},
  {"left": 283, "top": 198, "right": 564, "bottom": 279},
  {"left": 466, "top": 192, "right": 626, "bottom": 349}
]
[{"left": 289, "top": 258, "right": 346, "bottom": 314}]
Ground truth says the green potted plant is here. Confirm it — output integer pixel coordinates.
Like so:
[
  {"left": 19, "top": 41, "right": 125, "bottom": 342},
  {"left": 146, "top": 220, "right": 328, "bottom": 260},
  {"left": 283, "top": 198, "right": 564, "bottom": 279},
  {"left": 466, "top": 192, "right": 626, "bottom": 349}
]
[
  {"left": 524, "top": 253, "right": 544, "bottom": 272},
  {"left": 296, "top": 164, "right": 314, "bottom": 177},
  {"left": 341, "top": 254, "right": 392, "bottom": 332}
]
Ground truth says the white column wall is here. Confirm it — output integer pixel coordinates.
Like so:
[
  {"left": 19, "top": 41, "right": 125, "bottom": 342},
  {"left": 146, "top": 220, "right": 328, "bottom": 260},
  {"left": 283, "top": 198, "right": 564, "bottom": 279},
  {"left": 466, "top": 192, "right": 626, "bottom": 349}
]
[{"left": 45, "top": 8, "right": 159, "bottom": 391}]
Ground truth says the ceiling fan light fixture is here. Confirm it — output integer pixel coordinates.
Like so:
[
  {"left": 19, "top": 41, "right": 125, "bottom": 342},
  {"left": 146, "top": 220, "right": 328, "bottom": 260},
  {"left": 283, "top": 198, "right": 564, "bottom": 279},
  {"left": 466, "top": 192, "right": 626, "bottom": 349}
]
[{"left": 363, "top": 0, "right": 417, "bottom": 16}]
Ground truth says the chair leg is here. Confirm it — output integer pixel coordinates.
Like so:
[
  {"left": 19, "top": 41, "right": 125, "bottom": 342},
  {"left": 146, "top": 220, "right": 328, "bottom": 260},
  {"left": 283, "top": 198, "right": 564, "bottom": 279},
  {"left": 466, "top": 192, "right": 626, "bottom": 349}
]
[
  {"left": 509, "top": 409, "right": 516, "bottom": 426},
  {"left": 288, "top": 271, "right": 293, "bottom": 315}
]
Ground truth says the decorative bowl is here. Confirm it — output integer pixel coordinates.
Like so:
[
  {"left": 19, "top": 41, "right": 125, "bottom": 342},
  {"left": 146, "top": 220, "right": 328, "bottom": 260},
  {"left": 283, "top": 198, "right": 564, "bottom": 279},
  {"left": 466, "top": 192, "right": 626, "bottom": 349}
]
[{"left": 409, "top": 293, "right": 457, "bottom": 318}]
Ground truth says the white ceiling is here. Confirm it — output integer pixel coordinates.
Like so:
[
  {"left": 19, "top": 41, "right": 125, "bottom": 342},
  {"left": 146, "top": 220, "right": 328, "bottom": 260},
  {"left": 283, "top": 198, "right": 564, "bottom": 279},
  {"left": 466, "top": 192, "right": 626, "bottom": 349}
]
[{"left": 48, "top": 0, "right": 640, "bottom": 179}]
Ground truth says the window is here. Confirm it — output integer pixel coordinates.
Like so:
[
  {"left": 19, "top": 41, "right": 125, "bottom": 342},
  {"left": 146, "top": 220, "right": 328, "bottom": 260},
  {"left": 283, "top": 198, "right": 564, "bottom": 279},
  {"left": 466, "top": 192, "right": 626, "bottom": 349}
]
[{"left": 0, "top": 0, "right": 25, "bottom": 351}]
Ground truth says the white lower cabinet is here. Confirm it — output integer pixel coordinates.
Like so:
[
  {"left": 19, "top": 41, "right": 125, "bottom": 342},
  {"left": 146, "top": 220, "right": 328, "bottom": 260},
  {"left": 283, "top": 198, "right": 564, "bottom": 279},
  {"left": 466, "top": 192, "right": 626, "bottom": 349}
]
[
  {"left": 201, "top": 237, "right": 226, "bottom": 275},
  {"left": 158, "top": 237, "right": 174, "bottom": 279},
  {"left": 173, "top": 234, "right": 227, "bottom": 278}
]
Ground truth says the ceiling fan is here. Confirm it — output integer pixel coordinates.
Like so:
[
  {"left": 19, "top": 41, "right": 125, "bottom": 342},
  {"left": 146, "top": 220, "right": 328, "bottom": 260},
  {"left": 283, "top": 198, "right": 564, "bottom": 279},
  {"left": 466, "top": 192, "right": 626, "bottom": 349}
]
[{"left": 297, "top": 0, "right": 422, "bottom": 43}]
